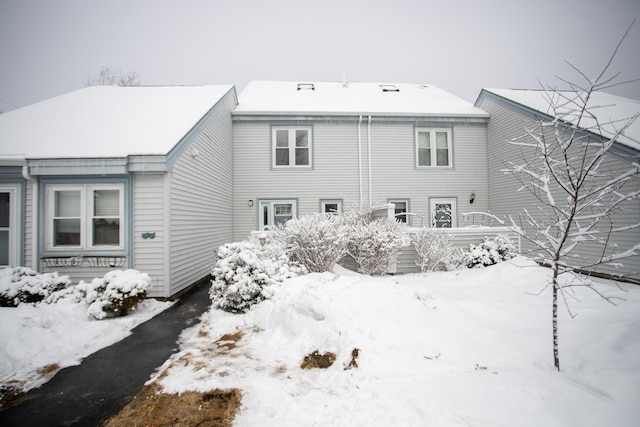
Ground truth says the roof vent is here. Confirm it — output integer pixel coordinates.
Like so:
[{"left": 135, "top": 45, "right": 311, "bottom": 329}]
[
  {"left": 380, "top": 84, "right": 399, "bottom": 92},
  {"left": 297, "top": 83, "right": 315, "bottom": 91}
]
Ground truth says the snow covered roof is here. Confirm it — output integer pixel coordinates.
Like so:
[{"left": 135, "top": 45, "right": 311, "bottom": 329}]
[
  {"left": 481, "top": 88, "right": 640, "bottom": 151},
  {"left": 0, "top": 85, "right": 234, "bottom": 159},
  {"left": 234, "top": 81, "right": 489, "bottom": 118}
]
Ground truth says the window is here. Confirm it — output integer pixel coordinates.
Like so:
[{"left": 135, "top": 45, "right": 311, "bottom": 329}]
[
  {"left": 258, "top": 200, "right": 297, "bottom": 230},
  {"left": 430, "top": 198, "right": 457, "bottom": 228},
  {"left": 389, "top": 199, "right": 409, "bottom": 224},
  {"left": 272, "top": 127, "right": 312, "bottom": 168},
  {"left": 321, "top": 199, "right": 343, "bottom": 214},
  {"left": 47, "top": 184, "right": 124, "bottom": 250},
  {"left": 416, "top": 128, "right": 452, "bottom": 167}
]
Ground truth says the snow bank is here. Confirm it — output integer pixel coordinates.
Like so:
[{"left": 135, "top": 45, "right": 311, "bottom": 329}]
[{"left": 156, "top": 256, "right": 640, "bottom": 426}]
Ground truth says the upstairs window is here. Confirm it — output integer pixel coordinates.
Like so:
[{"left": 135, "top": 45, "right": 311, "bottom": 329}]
[
  {"left": 416, "top": 128, "right": 452, "bottom": 167},
  {"left": 272, "top": 127, "right": 312, "bottom": 168},
  {"left": 47, "top": 184, "right": 124, "bottom": 250}
]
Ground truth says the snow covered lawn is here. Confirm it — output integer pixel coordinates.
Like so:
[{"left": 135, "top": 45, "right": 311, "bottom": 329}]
[
  {"left": 155, "top": 257, "right": 640, "bottom": 426},
  {"left": 0, "top": 297, "right": 172, "bottom": 399}
]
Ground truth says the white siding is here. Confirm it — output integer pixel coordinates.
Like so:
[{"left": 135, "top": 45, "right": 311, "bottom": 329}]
[
  {"left": 233, "top": 118, "right": 489, "bottom": 240},
  {"left": 24, "top": 180, "right": 33, "bottom": 269},
  {"left": 479, "top": 95, "right": 640, "bottom": 281},
  {"left": 168, "top": 92, "right": 236, "bottom": 295},
  {"left": 132, "top": 172, "right": 167, "bottom": 297}
]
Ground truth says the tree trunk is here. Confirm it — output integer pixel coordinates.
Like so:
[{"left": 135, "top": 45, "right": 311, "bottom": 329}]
[{"left": 552, "top": 266, "right": 560, "bottom": 371}]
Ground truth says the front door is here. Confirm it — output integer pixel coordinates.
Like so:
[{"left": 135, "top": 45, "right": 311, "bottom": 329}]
[{"left": 0, "top": 187, "right": 19, "bottom": 267}]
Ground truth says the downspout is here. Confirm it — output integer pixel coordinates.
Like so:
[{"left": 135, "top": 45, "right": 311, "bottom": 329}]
[
  {"left": 22, "top": 165, "right": 38, "bottom": 271},
  {"left": 367, "top": 115, "right": 372, "bottom": 206},
  {"left": 358, "top": 115, "right": 363, "bottom": 206}
]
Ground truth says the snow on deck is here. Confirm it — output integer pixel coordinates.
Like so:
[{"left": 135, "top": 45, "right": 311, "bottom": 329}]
[
  {"left": 234, "top": 81, "right": 490, "bottom": 118},
  {"left": 484, "top": 88, "right": 640, "bottom": 151},
  {"left": 0, "top": 85, "right": 234, "bottom": 159}
]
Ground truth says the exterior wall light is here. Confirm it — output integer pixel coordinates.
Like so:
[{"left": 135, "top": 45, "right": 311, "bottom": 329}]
[
  {"left": 470, "top": 192, "right": 476, "bottom": 204},
  {"left": 248, "top": 199, "right": 254, "bottom": 207}
]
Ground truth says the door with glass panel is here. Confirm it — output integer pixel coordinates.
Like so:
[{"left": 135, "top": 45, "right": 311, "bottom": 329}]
[
  {"left": 0, "top": 187, "right": 19, "bottom": 267},
  {"left": 258, "top": 200, "right": 296, "bottom": 230}
]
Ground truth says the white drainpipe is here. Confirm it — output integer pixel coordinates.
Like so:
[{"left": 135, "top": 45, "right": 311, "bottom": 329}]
[
  {"left": 367, "top": 115, "right": 372, "bottom": 206},
  {"left": 358, "top": 115, "right": 363, "bottom": 206}
]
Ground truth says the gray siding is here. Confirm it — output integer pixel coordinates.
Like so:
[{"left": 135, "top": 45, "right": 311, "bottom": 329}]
[
  {"left": 168, "top": 91, "right": 236, "bottom": 296},
  {"left": 479, "top": 95, "right": 640, "bottom": 281},
  {"left": 132, "top": 172, "right": 167, "bottom": 297},
  {"left": 232, "top": 118, "right": 489, "bottom": 240},
  {"left": 24, "top": 180, "right": 34, "bottom": 269}
]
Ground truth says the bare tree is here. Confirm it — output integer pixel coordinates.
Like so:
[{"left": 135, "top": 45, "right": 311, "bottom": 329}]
[
  {"left": 85, "top": 66, "right": 140, "bottom": 87},
  {"left": 482, "top": 26, "right": 639, "bottom": 370}
]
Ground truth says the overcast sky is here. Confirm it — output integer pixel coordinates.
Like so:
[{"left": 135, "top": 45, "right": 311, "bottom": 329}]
[{"left": 1, "top": 0, "right": 639, "bottom": 112}]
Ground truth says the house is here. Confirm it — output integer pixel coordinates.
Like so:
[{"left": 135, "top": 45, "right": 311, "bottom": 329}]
[
  {"left": 475, "top": 89, "right": 640, "bottom": 282},
  {"left": 231, "top": 81, "right": 491, "bottom": 242},
  {"left": 0, "top": 85, "right": 237, "bottom": 297}
]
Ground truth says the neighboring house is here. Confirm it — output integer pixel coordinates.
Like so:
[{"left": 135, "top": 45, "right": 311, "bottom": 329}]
[
  {"left": 475, "top": 89, "right": 640, "bottom": 282},
  {"left": 232, "top": 81, "right": 491, "bottom": 241},
  {"left": 0, "top": 85, "right": 237, "bottom": 297}
]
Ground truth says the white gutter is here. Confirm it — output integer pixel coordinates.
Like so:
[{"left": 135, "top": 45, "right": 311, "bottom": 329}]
[
  {"left": 367, "top": 115, "right": 372, "bottom": 206},
  {"left": 358, "top": 115, "right": 363, "bottom": 205},
  {"left": 22, "top": 165, "right": 39, "bottom": 270}
]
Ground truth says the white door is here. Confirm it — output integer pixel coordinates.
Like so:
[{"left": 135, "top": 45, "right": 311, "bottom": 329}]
[
  {"left": 430, "top": 198, "right": 456, "bottom": 228},
  {"left": 258, "top": 200, "right": 297, "bottom": 230},
  {"left": 0, "top": 187, "right": 20, "bottom": 267}
]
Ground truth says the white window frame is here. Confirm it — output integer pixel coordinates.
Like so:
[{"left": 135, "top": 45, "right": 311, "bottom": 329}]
[
  {"left": 320, "top": 199, "right": 343, "bottom": 215},
  {"left": 0, "top": 185, "right": 21, "bottom": 267},
  {"left": 272, "top": 126, "right": 313, "bottom": 168},
  {"left": 430, "top": 198, "right": 457, "bottom": 228},
  {"left": 389, "top": 198, "right": 410, "bottom": 225},
  {"left": 258, "top": 199, "right": 297, "bottom": 230},
  {"left": 46, "top": 184, "right": 125, "bottom": 250},
  {"left": 416, "top": 128, "right": 452, "bottom": 168}
]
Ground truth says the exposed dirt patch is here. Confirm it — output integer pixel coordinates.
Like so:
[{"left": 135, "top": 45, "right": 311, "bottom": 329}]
[
  {"left": 102, "top": 383, "right": 241, "bottom": 427},
  {"left": 215, "top": 330, "right": 244, "bottom": 352},
  {"left": 0, "top": 383, "right": 26, "bottom": 410},
  {"left": 300, "top": 350, "right": 337, "bottom": 369},
  {"left": 344, "top": 348, "right": 361, "bottom": 370}
]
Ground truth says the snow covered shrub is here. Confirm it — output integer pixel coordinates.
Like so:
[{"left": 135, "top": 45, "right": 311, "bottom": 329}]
[
  {"left": 75, "top": 269, "right": 151, "bottom": 320},
  {"left": 345, "top": 218, "right": 410, "bottom": 275},
  {"left": 412, "top": 229, "right": 464, "bottom": 272},
  {"left": 0, "top": 267, "right": 71, "bottom": 307},
  {"left": 272, "top": 213, "right": 348, "bottom": 273},
  {"left": 466, "top": 234, "right": 516, "bottom": 268},
  {"left": 210, "top": 238, "right": 305, "bottom": 313}
]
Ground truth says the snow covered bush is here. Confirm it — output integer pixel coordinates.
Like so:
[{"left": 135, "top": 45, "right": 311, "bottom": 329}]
[
  {"left": 0, "top": 267, "right": 71, "bottom": 307},
  {"left": 272, "top": 213, "right": 348, "bottom": 273},
  {"left": 466, "top": 235, "right": 516, "bottom": 268},
  {"left": 412, "top": 229, "right": 464, "bottom": 272},
  {"left": 345, "top": 218, "right": 410, "bottom": 275},
  {"left": 210, "top": 238, "right": 305, "bottom": 313},
  {"left": 75, "top": 269, "right": 152, "bottom": 320}
]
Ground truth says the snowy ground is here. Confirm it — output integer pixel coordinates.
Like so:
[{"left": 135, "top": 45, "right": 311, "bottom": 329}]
[
  {"left": 155, "top": 257, "right": 640, "bottom": 426},
  {"left": 0, "top": 298, "right": 172, "bottom": 397}
]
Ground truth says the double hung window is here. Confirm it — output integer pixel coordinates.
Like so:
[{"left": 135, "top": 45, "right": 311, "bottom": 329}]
[
  {"left": 416, "top": 128, "right": 452, "bottom": 167},
  {"left": 47, "top": 184, "right": 124, "bottom": 250},
  {"left": 272, "top": 127, "right": 312, "bottom": 168}
]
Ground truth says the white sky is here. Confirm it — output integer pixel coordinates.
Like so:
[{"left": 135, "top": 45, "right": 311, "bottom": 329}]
[{"left": 1, "top": 0, "right": 639, "bottom": 112}]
